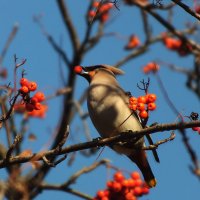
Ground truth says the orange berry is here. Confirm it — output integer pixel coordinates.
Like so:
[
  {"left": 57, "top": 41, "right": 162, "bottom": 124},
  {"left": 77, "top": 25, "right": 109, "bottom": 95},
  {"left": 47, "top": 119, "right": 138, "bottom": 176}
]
[
  {"left": 100, "top": 13, "right": 109, "bottom": 22},
  {"left": 114, "top": 171, "right": 125, "bottom": 182},
  {"left": 126, "top": 178, "right": 135, "bottom": 188},
  {"left": 143, "top": 66, "right": 150, "bottom": 74},
  {"left": 33, "top": 92, "right": 45, "bottom": 102},
  {"left": 74, "top": 65, "right": 83, "bottom": 74},
  {"left": 131, "top": 171, "right": 141, "bottom": 180},
  {"left": 133, "top": 186, "right": 143, "bottom": 196},
  {"left": 122, "top": 179, "right": 129, "bottom": 187},
  {"left": 97, "top": 190, "right": 105, "bottom": 198},
  {"left": 137, "top": 96, "right": 147, "bottom": 104},
  {"left": 93, "top": 1, "right": 100, "bottom": 7},
  {"left": 129, "top": 97, "right": 137, "bottom": 105},
  {"left": 88, "top": 10, "right": 96, "bottom": 18},
  {"left": 101, "top": 197, "right": 109, "bottom": 200},
  {"left": 134, "top": 178, "right": 143, "bottom": 187},
  {"left": 125, "top": 192, "right": 136, "bottom": 200},
  {"left": 103, "top": 190, "right": 110, "bottom": 197},
  {"left": 25, "top": 103, "right": 34, "bottom": 112},
  {"left": 20, "top": 86, "right": 29, "bottom": 94},
  {"left": 139, "top": 110, "right": 148, "bottom": 119},
  {"left": 129, "top": 104, "right": 137, "bottom": 111},
  {"left": 192, "top": 127, "right": 200, "bottom": 131},
  {"left": 125, "top": 35, "right": 140, "bottom": 50},
  {"left": 20, "top": 78, "right": 29, "bottom": 86},
  {"left": 148, "top": 102, "right": 156, "bottom": 111},
  {"left": 112, "top": 181, "right": 122, "bottom": 192},
  {"left": 106, "top": 181, "right": 113, "bottom": 189},
  {"left": 34, "top": 102, "right": 42, "bottom": 110},
  {"left": 30, "top": 97, "right": 38, "bottom": 104},
  {"left": 137, "top": 103, "right": 145, "bottom": 111},
  {"left": 146, "top": 93, "right": 156, "bottom": 103},
  {"left": 28, "top": 81, "right": 37, "bottom": 91},
  {"left": 142, "top": 186, "right": 149, "bottom": 194}
]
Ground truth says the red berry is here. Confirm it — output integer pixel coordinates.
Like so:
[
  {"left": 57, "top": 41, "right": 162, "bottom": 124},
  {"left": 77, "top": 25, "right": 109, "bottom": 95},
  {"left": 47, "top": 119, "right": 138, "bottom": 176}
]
[
  {"left": 96, "top": 190, "right": 105, "bottom": 198},
  {"left": 114, "top": 171, "right": 125, "bottom": 182},
  {"left": 129, "top": 97, "right": 137, "bottom": 105},
  {"left": 122, "top": 179, "right": 129, "bottom": 188},
  {"left": 112, "top": 181, "right": 122, "bottom": 192},
  {"left": 142, "top": 186, "right": 149, "bottom": 194},
  {"left": 131, "top": 171, "right": 141, "bottom": 180},
  {"left": 30, "top": 97, "right": 38, "bottom": 104},
  {"left": 137, "top": 96, "right": 147, "bottom": 104},
  {"left": 88, "top": 10, "right": 96, "bottom": 18},
  {"left": 33, "top": 92, "right": 45, "bottom": 102},
  {"left": 20, "top": 78, "right": 29, "bottom": 86},
  {"left": 126, "top": 178, "right": 135, "bottom": 188},
  {"left": 93, "top": 1, "right": 100, "bottom": 7},
  {"left": 28, "top": 81, "right": 37, "bottom": 91},
  {"left": 106, "top": 181, "right": 113, "bottom": 189},
  {"left": 125, "top": 192, "right": 136, "bottom": 200},
  {"left": 146, "top": 94, "right": 157, "bottom": 103},
  {"left": 134, "top": 179, "right": 143, "bottom": 187},
  {"left": 25, "top": 103, "right": 34, "bottom": 112},
  {"left": 147, "top": 102, "right": 156, "bottom": 111},
  {"left": 129, "top": 104, "right": 137, "bottom": 111},
  {"left": 74, "top": 65, "right": 83, "bottom": 74},
  {"left": 133, "top": 186, "right": 143, "bottom": 196},
  {"left": 34, "top": 102, "right": 42, "bottom": 110},
  {"left": 192, "top": 127, "right": 199, "bottom": 131},
  {"left": 137, "top": 103, "right": 145, "bottom": 111},
  {"left": 100, "top": 13, "right": 109, "bottom": 23},
  {"left": 20, "top": 86, "right": 29, "bottom": 94},
  {"left": 139, "top": 110, "right": 148, "bottom": 119}
]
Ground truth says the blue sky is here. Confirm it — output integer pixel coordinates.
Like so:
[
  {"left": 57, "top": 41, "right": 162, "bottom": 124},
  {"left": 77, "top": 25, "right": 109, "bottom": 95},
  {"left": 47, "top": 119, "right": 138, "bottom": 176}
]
[{"left": 0, "top": 0, "right": 200, "bottom": 200}]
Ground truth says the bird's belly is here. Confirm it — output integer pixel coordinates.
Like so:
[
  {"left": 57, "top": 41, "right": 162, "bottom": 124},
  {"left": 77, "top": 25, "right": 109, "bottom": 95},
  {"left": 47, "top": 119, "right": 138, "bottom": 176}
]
[{"left": 87, "top": 85, "right": 142, "bottom": 138}]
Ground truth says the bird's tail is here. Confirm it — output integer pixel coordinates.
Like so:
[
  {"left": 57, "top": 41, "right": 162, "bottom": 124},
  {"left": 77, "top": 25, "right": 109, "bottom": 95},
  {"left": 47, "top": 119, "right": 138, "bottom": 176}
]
[{"left": 128, "top": 150, "right": 156, "bottom": 188}]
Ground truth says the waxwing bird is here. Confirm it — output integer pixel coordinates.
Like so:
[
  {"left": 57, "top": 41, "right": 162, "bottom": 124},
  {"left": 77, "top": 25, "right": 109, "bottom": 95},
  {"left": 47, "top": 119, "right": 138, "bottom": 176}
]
[{"left": 74, "top": 64, "right": 157, "bottom": 187}]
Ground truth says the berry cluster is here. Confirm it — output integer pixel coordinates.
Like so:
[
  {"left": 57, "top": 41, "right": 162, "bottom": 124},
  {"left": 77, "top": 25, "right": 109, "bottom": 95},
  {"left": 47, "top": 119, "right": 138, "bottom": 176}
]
[
  {"left": 129, "top": 94, "right": 157, "bottom": 119},
  {"left": 88, "top": 1, "right": 113, "bottom": 23},
  {"left": 94, "top": 171, "right": 149, "bottom": 200},
  {"left": 142, "top": 62, "right": 159, "bottom": 74},
  {"left": 124, "top": 35, "right": 140, "bottom": 50},
  {"left": 162, "top": 34, "right": 192, "bottom": 56},
  {"left": 14, "top": 77, "right": 47, "bottom": 118}
]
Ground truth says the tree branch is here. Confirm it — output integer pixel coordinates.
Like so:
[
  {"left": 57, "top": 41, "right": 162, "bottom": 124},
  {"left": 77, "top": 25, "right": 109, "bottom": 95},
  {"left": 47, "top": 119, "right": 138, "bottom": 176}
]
[{"left": 0, "top": 120, "right": 199, "bottom": 168}]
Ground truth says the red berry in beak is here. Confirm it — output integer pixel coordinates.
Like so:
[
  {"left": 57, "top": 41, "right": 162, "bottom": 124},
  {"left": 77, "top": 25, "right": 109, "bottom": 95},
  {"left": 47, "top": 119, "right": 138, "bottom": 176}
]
[{"left": 74, "top": 65, "right": 83, "bottom": 74}]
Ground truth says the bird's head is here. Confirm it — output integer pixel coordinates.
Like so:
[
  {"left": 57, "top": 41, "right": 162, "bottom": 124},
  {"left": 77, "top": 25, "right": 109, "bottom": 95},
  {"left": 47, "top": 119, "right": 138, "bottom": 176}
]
[{"left": 74, "top": 64, "right": 124, "bottom": 83}]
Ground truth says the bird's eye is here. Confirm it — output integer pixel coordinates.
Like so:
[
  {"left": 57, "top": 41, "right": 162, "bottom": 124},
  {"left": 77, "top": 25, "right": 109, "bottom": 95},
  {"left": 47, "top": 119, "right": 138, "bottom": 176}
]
[{"left": 74, "top": 66, "right": 83, "bottom": 74}]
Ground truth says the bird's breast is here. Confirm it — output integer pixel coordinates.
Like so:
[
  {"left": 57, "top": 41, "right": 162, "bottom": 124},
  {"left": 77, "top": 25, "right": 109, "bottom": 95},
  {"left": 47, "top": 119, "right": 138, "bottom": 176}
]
[{"left": 87, "top": 84, "right": 142, "bottom": 138}]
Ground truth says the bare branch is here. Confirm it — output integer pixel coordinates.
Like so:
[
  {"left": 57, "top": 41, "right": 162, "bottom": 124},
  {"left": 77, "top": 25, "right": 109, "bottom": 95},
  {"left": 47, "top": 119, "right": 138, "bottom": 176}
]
[
  {"left": 171, "top": 0, "right": 200, "bottom": 21},
  {"left": 56, "top": 0, "right": 80, "bottom": 52},
  {"left": 6, "top": 135, "right": 22, "bottom": 160},
  {"left": 0, "top": 120, "right": 200, "bottom": 168}
]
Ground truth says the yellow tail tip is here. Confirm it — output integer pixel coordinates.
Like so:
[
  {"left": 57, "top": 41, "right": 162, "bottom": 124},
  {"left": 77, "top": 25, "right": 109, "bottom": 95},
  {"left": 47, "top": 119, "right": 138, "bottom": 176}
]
[{"left": 147, "top": 178, "right": 157, "bottom": 188}]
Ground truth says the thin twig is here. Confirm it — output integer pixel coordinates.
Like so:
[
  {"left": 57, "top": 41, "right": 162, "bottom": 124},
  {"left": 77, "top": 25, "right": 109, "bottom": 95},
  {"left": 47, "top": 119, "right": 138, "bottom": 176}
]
[
  {"left": 6, "top": 135, "right": 22, "bottom": 160},
  {"left": 63, "top": 159, "right": 110, "bottom": 187},
  {"left": 142, "top": 131, "right": 175, "bottom": 150},
  {"left": 0, "top": 23, "right": 19, "bottom": 65}
]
